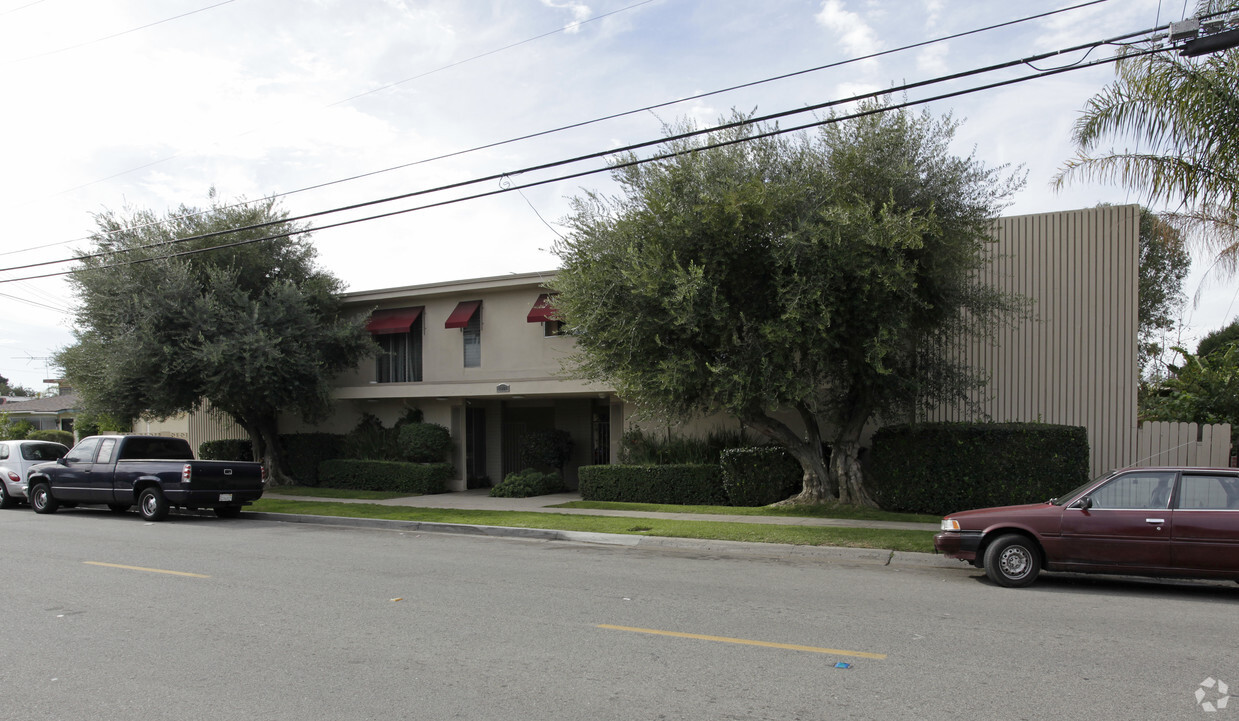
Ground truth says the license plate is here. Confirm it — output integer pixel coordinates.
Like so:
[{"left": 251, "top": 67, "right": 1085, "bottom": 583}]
[{"left": 219, "top": 493, "right": 233, "bottom": 502}]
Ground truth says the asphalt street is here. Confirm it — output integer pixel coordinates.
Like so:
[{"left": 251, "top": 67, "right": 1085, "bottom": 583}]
[{"left": 3, "top": 507, "right": 1237, "bottom": 720}]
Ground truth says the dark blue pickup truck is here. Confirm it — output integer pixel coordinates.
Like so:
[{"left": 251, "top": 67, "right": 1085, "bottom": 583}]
[{"left": 26, "top": 435, "right": 266, "bottom": 521}]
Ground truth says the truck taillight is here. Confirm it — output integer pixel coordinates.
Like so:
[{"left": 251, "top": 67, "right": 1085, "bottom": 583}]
[
  {"left": 182, "top": 464, "right": 192, "bottom": 483},
  {"left": 261, "top": 464, "right": 268, "bottom": 484}
]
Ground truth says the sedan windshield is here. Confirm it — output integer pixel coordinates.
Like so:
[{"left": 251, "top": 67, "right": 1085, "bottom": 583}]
[{"left": 1050, "top": 475, "right": 1110, "bottom": 506}]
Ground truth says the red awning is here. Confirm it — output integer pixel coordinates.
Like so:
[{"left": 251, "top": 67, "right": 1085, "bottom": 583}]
[
  {"left": 526, "top": 294, "right": 558, "bottom": 323},
  {"left": 366, "top": 307, "right": 423, "bottom": 334},
  {"left": 444, "top": 300, "right": 481, "bottom": 329}
]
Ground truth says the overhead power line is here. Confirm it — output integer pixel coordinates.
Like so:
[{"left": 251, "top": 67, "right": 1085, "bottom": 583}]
[
  {"left": 0, "top": 0, "right": 1113, "bottom": 260},
  {"left": 0, "top": 24, "right": 1182, "bottom": 285},
  {"left": 5, "top": 0, "right": 238, "bottom": 64}
]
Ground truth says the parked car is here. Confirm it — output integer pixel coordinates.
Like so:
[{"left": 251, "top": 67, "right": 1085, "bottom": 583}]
[
  {"left": 26, "top": 435, "right": 265, "bottom": 521},
  {"left": 0, "top": 439, "right": 69, "bottom": 508},
  {"left": 934, "top": 467, "right": 1239, "bottom": 587}
]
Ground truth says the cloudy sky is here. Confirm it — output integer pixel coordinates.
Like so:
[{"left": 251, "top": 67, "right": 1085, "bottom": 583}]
[{"left": 0, "top": 0, "right": 1230, "bottom": 392}]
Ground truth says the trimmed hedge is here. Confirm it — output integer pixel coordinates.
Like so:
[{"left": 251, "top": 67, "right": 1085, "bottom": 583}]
[
  {"left": 200, "top": 438, "right": 253, "bottom": 461},
  {"left": 318, "top": 459, "right": 453, "bottom": 494},
  {"left": 578, "top": 464, "right": 727, "bottom": 505},
  {"left": 868, "top": 422, "right": 1090, "bottom": 515},
  {"left": 719, "top": 447, "right": 803, "bottom": 506},
  {"left": 489, "top": 468, "right": 566, "bottom": 498}
]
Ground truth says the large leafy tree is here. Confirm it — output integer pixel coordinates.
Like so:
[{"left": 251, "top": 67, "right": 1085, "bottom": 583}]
[
  {"left": 1141, "top": 343, "right": 1239, "bottom": 431},
  {"left": 1056, "top": 2, "right": 1239, "bottom": 277},
  {"left": 56, "top": 192, "right": 374, "bottom": 484},
  {"left": 1135, "top": 207, "right": 1190, "bottom": 374},
  {"left": 553, "top": 105, "right": 1023, "bottom": 506}
]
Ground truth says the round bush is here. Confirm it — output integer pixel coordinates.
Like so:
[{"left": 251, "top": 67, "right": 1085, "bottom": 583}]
[{"left": 397, "top": 423, "right": 453, "bottom": 463}]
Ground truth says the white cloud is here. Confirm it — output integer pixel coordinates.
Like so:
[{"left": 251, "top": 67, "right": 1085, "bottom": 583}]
[
  {"left": 541, "top": 0, "right": 591, "bottom": 34},
  {"left": 815, "top": 0, "right": 881, "bottom": 55},
  {"left": 916, "top": 42, "right": 949, "bottom": 76}
]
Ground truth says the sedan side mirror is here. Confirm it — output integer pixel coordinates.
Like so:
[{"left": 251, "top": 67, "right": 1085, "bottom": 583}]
[{"left": 1076, "top": 496, "right": 1093, "bottom": 510}]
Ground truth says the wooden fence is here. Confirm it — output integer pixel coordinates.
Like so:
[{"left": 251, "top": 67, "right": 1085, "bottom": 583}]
[{"left": 1130, "top": 422, "right": 1232, "bottom": 468}]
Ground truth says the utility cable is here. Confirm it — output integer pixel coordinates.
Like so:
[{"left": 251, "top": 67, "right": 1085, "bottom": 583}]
[
  {"left": 0, "top": 17, "right": 1169, "bottom": 277},
  {"left": 0, "top": 39, "right": 1177, "bottom": 284},
  {"left": 5, "top": 0, "right": 238, "bottom": 64},
  {"left": 0, "top": 0, "right": 1114, "bottom": 259}
]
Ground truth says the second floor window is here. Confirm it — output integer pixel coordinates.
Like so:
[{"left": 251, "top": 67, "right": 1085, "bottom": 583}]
[
  {"left": 463, "top": 306, "right": 481, "bottom": 367},
  {"left": 376, "top": 320, "right": 423, "bottom": 382}
]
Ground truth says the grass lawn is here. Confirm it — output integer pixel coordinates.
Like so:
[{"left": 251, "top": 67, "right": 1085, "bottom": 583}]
[
  {"left": 248, "top": 497, "right": 936, "bottom": 553},
  {"left": 551, "top": 500, "right": 941, "bottom": 524}
]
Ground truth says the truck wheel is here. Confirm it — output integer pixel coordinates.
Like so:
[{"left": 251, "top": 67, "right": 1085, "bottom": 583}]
[
  {"left": 107, "top": 504, "right": 131, "bottom": 514},
  {"left": 138, "top": 488, "right": 169, "bottom": 522},
  {"left": 983, "top": 534, "right": 1041, "bottom": 588},
  {"left": 214, "top": 505, "right": 243, "bottom": 518},
  {"left": 29, "top": 482, "right": 58, "bottom": 514}
]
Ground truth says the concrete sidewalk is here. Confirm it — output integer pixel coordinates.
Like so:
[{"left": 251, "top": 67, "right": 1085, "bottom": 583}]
[{"left": 262, "top": 488, "right": 941, "bottom": 532}]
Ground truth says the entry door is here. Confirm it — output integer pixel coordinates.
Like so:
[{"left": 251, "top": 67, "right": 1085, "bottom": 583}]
[
  {"left": 1058, "top": 470, "right": 1176, "bottom": 570},
  {"left": 465, "top": 407, "right": 487, "bottom": 486}
]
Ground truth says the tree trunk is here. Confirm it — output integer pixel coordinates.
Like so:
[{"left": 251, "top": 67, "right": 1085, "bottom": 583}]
[
  {"left": 830, "top": 410, "right": 878, "bottom": 508},
  {"left": 744, "top": 412, "right": 837, "bottom": 504},
  {"left": 254, "top": 416, "right": 294, "bottom": 486}
]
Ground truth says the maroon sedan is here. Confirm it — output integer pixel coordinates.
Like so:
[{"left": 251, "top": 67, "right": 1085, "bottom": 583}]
[{"left": 934, "top": 467, "right": 1239, "bottom": 587}]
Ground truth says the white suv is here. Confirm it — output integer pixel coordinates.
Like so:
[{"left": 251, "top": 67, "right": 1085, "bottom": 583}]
[{"left": 0, "top": 440, "right": 68, "bottom": 508}]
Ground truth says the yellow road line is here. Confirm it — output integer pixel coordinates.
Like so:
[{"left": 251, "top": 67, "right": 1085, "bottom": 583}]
[
  {"left": 596, "top": 624, "right": 886, "bottom": 660},
  {"left": 83, "top": 562, "right": 210, "bottom": 578}
]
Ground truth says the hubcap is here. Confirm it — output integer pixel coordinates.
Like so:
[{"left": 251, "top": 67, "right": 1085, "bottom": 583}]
[
  {"left": 999, "top": 546, "right": 1031, "bottom": 579},
  {"left": 142, "top": 495, "right": 157, "bottom": 515}
]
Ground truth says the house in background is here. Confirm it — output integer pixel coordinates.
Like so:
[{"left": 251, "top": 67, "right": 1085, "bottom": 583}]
[{"left": 0, "top": 380, "right": 78, "bottom": 434}]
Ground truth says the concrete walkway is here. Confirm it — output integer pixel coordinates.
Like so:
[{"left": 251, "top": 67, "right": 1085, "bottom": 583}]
[{"left": 262, "top": 488, "right": 941, "bottom": 532}]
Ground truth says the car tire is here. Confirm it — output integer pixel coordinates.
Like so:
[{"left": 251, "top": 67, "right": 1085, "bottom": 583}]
[
  {"left": 214, "top": 505, "right": 243, "bottom": 518},
  {"left": 138, "top": 488, "right": 169, "bottom": 522},
  {"left": 107, "top": 504, "right": 131, "bottom": 514},
  {"left": 29, "top": 482, "right": 58, "bottom": 514},
  {"left": 0, "top": 481, "right": 14, "bottom": 509},
  {"left": 983, "top": 534, "right": 1041, "bottom": 588}
]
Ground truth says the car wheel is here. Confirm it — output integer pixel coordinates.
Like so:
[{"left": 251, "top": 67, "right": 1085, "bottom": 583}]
[
  {"left": 138, "top": 488, "right": 169, "bottom": 522},
  {"left": 29, "top": 482, "right": 58, "bottom": 514},
  {"left": 0, "top": 481, "right": 14, "bottom": 509},
  {"left": 214, "top": 505, "right": 243, "bottom": 518},
  {"left": 107, "top": 504, "right": 131, "bottom": 514},
  {"left": 983, "top": 534, "right": 1041, "bottom": 588}
]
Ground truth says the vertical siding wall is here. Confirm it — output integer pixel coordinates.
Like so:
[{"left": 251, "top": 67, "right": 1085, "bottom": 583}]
[{"left": 924, "top": 205, "right": 1140, "bottom": 477}]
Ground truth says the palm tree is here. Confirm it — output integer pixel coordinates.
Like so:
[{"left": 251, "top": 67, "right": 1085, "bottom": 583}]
[{"left": 1055, "top": 3, "right": 1239, "bottom": 278}]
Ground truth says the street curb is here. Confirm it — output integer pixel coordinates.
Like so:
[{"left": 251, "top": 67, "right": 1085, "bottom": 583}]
[{"left": 243, "top": 511, "right": 962, "bottom": 568}]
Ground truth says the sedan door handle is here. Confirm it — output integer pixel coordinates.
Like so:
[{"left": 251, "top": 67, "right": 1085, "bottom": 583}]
[{"left": 1146, "top": 518, "right": 1165, "bottom": 524}]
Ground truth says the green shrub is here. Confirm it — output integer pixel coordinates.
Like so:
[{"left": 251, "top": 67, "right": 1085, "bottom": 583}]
[
  {"left": 489, "top": 468, "right": 566, "bottom": 498},
  {"left": 397, "top": 423, "right": 453, "bottom": 463},
  {"left": 519, "top": 429, "right": 574, "bottom": 471},
  {"left": 868, "top": 422, "right": 1090, "bottom": 515},
  {"left": 578, "top": 464, "right": 728, "bottom": 505},
  {"left": 27, "top": 429, "right": 74, "bottom": 447},
  {"left": 342, "top": 413, "right": 401, "bottom": 460},
  {"left": 318, "top": 459, "right": 453, "bottom": 494},
  {"left": 279, "top": 433, "right": 346, "bottom": 485},
  {"left": 0, "top": 415, "right": 33, "bottom": 441},
  {"left": 200, "top": 438, "right": 254, "bottom": 461},
  {"left": 719, "top": 447, "right": 803, "bottom": 506}
]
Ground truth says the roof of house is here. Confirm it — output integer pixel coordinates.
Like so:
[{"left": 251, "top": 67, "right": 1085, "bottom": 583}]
[{"left": 0, "top": 393, "right": 78, "bottom": 415}]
